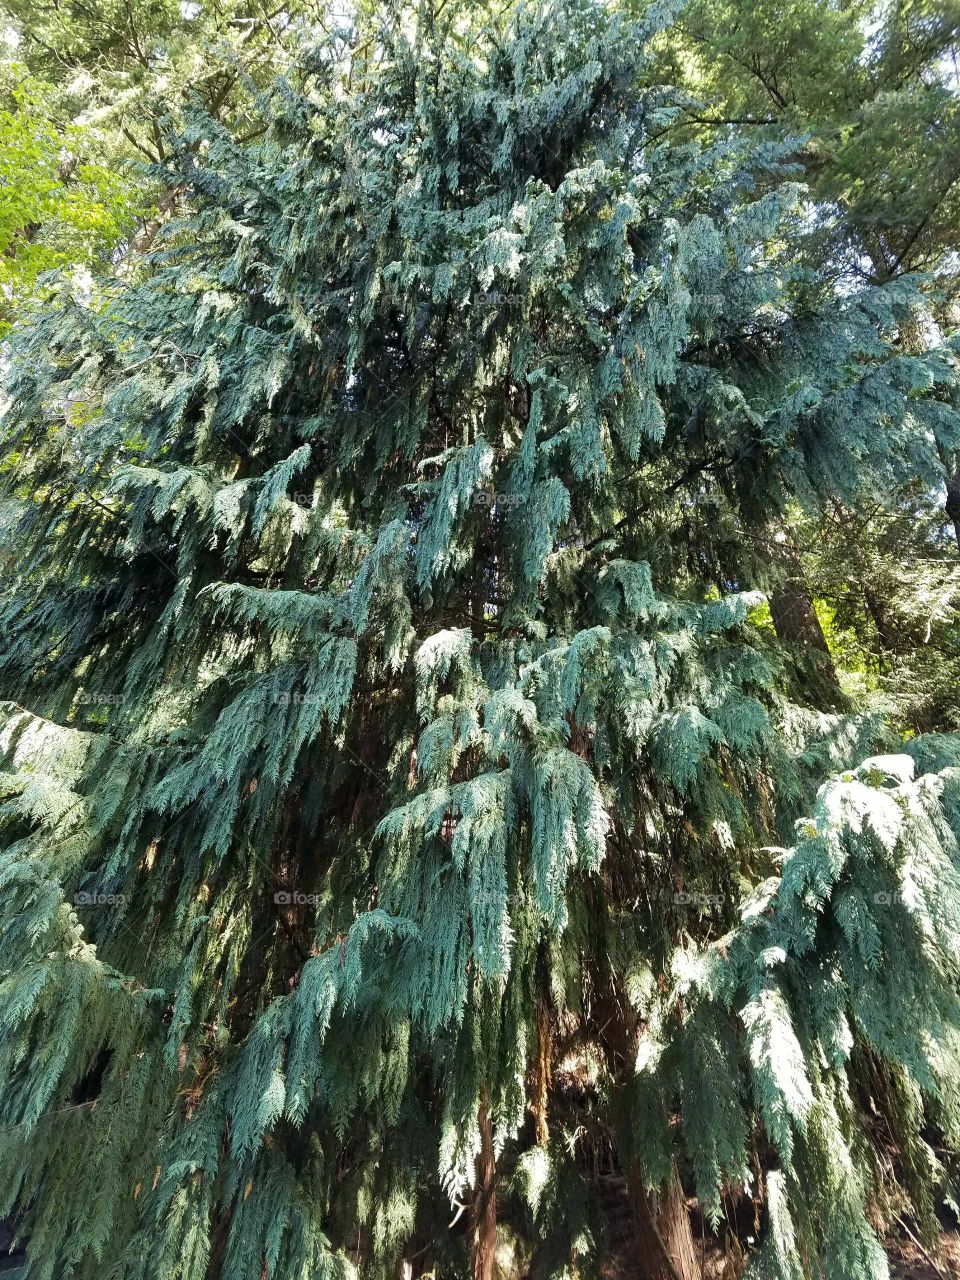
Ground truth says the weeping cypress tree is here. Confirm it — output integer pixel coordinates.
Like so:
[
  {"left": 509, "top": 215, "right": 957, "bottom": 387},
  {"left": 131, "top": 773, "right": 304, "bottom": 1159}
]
[{"left": 2, "top": 3, "right": 960, "bottom": 1278}]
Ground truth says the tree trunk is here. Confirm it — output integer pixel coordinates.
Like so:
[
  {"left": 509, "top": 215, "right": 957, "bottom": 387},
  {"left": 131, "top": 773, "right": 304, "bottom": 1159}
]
[
  {"left": 593, "top": 980, "right": 701, "bottom": 1280},
  {"left": 628, "top": 1164, "right": 701, "bottom": 1280},
  {"left": 862, "top": 585, "right": 900, "bottom": 653},
  {"left": 130, "top": 184, "right": 186, "bottom": 254},
  {"left": 931, "top": 441, "right": 960, "bottom": 556},
  {"left": 768, "top": 574, "right": 832, "bottom": 658},
  {"left": 766, "top": 534, "right": 843, "bottom": 703},
  {"left": 470, "top": 1091, "right": 497, "bottom": 1280},
  {"left": 531, "top": 995, "right": 552, "bottom": 1147},
  {"left": 945, "top": 468, "right": 960, "bottom": 557}
]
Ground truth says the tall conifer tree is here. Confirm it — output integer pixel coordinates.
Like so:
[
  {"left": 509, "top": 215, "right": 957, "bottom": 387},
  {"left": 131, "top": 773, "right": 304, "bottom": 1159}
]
[{"left": 2, "top": 4, "right": 960, "bottom": 1278}]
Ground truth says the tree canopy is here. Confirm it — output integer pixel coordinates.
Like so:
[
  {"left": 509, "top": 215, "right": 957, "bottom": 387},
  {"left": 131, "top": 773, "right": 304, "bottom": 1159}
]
[{"left": 1, "top": 3, "right": 960, "bottom": 1280}]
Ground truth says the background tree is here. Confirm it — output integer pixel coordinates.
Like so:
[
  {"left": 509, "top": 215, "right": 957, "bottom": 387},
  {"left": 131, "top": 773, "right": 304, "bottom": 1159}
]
[
  {"left": 0, "top": 0, "right": 317, "bottom": 317},
  {"left": 0, "top": 59, "right": 140, "bottom": 334},
  {"left": 639, "top": 0, "right": 960, "bottom": 730},
  {"left": 0, "top": 0, "right": 309, "bottom": 164},
  {"left": 648, "top": 0, "right": 960, "bottom": 302}
]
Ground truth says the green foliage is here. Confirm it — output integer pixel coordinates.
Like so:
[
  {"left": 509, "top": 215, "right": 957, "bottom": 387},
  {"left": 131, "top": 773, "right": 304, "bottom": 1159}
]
[
  {"left": 643, "top": 0, "right": 960, "bottom": 300},
  {"left": 0, "top": 0, "right": 310, "bottom": 167},
  {"left": 0, "top": 62, "right": 140, "bottom": 332}
]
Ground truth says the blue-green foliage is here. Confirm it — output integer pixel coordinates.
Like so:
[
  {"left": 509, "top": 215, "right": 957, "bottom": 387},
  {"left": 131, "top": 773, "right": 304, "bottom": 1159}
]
[{"left": 0, "top": 2, "right": 959, "bottom": 1278}]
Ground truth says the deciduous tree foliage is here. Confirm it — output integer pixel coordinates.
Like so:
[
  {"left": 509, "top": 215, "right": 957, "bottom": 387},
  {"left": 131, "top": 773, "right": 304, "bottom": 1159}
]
[
  {"left": 0, "top": 0, "right": 310, "bottom": 166},
  {"left": 0, "top": 61, "right": 140, "bottom": 334},
  {"left": 2, "top": 4, "right": 960, "bottom": 1278}
]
